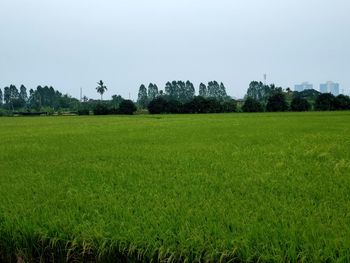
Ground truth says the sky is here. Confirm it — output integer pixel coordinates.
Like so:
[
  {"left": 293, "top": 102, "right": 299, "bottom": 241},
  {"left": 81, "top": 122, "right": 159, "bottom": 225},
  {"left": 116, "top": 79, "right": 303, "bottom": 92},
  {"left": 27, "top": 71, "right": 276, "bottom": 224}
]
[{"left": 0, "top": 0, "right": 349, "bottom": 100}]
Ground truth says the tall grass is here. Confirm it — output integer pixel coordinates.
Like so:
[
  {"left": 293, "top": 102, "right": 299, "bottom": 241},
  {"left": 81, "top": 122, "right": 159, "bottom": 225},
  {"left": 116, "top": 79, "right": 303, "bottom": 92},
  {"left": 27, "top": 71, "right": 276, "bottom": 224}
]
[{"left": 1, "top": 112, "right": 350, "bottom": 262}]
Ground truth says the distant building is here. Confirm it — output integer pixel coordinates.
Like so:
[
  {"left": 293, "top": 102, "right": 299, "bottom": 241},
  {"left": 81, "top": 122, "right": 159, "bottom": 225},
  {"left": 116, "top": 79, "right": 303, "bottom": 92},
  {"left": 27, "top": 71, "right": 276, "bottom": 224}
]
[
  {"left": 320, "top": 81, "right": 340, "bottom": 96},
  {"left": 294, "top": 82, "right": 313, "bottom": 92}
]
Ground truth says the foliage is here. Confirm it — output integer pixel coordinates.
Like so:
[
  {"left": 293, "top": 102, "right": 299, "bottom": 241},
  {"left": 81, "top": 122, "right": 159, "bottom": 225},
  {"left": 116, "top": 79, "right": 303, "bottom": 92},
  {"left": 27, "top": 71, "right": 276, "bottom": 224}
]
[
  {"left": 96, "top": 80, "right": 107, "bottom": 100},
  {"left": 118, "top": 100, "right": 137, "bottom": 115},
  {"left": 334, "top": 94, "right": 350, "bottom": 110},
  {"left": 137, "top": 84, "right": 148, "bottom": 108},
  {"left": 111, "top": 95, "right": 124, "bottom": 109},
  {"left": 147, "top": 96, "right": 168, "bottom": 114},
  {"left": 290, "top": 97, "right": 311, "bottom": 111},
  {"left": 148, "top": 83, "right": 159, "bottom": 101},
  {"left": 207, "top": 81, "right": 227, "bottom": 99},
  {"left": 315, "top": 93, "right": 335, "bottom": 111},
  {"left": 77, "top": 108, "right": 90, "bottom": 115},
  {"left": 148, "top": 96, "right": 237, "bottom": 114},
  {"left": 93, "top": 103, "right": 110, "bottom": 115},
  {"left": 0, "top": 88, "right": 3, "bottom": 106},
  {"left": 246, "top": 81, "right": 283, "bottom": 104},
  {"left": 294, "top": 89, "right": 320, "bottom": 102},
  {"left": 0, "top": 113, "right": 350, "bottom": 262},
  {"left": 199, "top": 83, "right": 207, "bottom": 97},
  {"left": 266, "top": 92, "right": 289, "bottom": 112},
  {"left": 242, "top": 97, "right": 264, "bottom": 112},
  {"left": 164, "top": 81, "right": 195, "bottom": 103}
]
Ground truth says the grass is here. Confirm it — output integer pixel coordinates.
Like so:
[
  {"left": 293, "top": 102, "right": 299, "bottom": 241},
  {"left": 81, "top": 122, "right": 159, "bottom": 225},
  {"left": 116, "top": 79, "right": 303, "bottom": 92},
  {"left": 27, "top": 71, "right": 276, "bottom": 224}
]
[{"left": 0, "top": 112, "right": 350, "bottom": 262}]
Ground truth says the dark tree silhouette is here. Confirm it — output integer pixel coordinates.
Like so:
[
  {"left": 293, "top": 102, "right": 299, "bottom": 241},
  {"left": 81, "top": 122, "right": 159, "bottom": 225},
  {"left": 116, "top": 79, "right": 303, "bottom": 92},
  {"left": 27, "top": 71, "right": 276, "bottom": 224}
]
[
  {"left": 315, "top": 93, "right": 335, "bottom": 111},
  {"left": 96, "top": 80, "right": 107, "bottom": 100},
  {"left": 266, "top": 92, "right": 289, "bottom": 112},
  {"left": 137, "top": 84, "right": 148, "bottom": 108},
  {"left": 199, "top": 83, "right": 207, "bottom": 97},
  {"left": 118, "top": 100, "right": 137, "bottom": 115},
  {"left": 242, "top": 98, "right": 263, "bottom": 112},
  {"left": 291, "top": 97, "right": 311, "bottom": 111}
]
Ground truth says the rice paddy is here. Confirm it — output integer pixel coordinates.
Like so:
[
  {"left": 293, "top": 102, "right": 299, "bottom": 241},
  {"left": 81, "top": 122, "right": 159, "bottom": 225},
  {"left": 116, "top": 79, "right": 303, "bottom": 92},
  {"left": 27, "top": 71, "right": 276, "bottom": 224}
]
[{"left": 1, "top": 112, "right": 350, "bottom": 262}]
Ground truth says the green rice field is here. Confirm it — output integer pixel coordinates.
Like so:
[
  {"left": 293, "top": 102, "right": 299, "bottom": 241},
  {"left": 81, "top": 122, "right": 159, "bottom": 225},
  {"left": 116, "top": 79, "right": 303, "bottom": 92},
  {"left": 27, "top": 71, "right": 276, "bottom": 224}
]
[{"left": 1, "top": 112, "right": 350, "bottom": 262}]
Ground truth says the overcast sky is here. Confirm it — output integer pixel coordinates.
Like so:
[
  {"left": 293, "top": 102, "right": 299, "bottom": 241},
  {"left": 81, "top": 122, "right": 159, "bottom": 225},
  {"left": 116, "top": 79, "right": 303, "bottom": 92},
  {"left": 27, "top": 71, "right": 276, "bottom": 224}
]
[{"left": 0, "top": 0, "right": 349, "bottom": 99}]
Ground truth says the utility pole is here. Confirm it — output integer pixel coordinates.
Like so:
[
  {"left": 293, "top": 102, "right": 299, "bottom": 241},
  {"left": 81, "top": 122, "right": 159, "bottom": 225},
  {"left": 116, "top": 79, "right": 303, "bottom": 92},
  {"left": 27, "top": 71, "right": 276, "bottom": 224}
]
[
  {"left": 80, "top": 87, "right": 83, "bottom": 102},
  {"left": 264, "top": 74, "right": 267, "bottom": 86}
]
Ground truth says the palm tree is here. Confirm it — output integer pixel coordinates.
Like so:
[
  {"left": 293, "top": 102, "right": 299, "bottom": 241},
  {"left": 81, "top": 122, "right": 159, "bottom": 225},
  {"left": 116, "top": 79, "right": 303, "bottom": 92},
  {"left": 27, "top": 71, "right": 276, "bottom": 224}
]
[{"left": 96, "top": 80, "right": 107, "bottom": 100}]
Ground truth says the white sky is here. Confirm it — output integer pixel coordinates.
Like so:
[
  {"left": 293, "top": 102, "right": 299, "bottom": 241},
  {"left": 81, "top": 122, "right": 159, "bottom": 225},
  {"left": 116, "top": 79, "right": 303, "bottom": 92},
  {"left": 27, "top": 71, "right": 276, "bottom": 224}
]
[{"left": 0, "top": 0, "right": 349, "bottom": 99}]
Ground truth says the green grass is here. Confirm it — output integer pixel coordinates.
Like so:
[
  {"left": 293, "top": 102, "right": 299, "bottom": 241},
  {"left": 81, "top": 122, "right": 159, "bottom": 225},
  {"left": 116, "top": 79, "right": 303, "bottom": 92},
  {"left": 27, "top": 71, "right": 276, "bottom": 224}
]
[{"left": 1, "top": 112, "right": 350, "bottom": 262}]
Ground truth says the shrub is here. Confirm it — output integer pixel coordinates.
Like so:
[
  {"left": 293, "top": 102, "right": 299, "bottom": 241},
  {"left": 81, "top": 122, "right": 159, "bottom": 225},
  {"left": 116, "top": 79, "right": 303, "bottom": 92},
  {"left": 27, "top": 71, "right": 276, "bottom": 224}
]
[
  {"left": 93, "top": 103, "right": 110, "bottom": 115},
  {"left": 290, "top": 97, "right": 311, "bottom": 111},
  {"left": 77, "top": 109, "right": 90, "bottom": 115},
  {"left": 315, "top": 93, "right": 335, "bottom": 111},
  {"left": 221, "top": 99, "right": 237, "bottom": 113},
  {"left": 148, "top": 97, "right": 168, "bottom": 114},
  {"left": 165, "top": 100, "right": 182, "bottom": 114},
  {"left": 266, "top": 92, "right": 289, "bottom": 112},
  {"left": 334, "top": 95, "right": 350, "bottom": 110},
  {"left": 242, "top": 98, "right": 264, "bottom": 112},
  {"left": 118, "top": 100, "right": 137, "bottom": 115}
]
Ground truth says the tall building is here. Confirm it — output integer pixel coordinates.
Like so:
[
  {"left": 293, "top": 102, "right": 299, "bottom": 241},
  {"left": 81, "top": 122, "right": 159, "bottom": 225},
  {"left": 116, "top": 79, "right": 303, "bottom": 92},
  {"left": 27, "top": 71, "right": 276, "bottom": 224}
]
[
  {"left": 320, "top": 81, "right": 340, "bottom": 96},
  {"left": 294, "top": 82, "right": 313, "bottom": 92}
]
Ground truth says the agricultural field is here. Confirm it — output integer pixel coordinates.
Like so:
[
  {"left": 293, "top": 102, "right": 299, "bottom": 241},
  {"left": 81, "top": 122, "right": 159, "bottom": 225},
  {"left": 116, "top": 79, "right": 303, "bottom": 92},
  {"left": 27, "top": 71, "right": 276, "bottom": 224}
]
[{"left": 1, "top": 112, "right": 350, "bottom": 262}]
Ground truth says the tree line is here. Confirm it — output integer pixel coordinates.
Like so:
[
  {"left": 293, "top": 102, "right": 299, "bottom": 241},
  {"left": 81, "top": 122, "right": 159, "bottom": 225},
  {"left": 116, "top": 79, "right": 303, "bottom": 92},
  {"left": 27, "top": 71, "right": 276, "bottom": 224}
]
[
  {"left": 0, "top": 82, "right": 137, "bottom": 116},
  {"left": 1, "top": 80, "right": 349, "bottom": 116},
  {"left": 0, "top": 85, "right": 79, "bottom": 112},
  {"left": 137, "top": 81, "right": 228, "bottom": 107},
  {"left": 137, "top": 81, "right": 235, "bottom": 114},
  {"left": 242, "top": 81, "right": 350, "bottom": 112}
]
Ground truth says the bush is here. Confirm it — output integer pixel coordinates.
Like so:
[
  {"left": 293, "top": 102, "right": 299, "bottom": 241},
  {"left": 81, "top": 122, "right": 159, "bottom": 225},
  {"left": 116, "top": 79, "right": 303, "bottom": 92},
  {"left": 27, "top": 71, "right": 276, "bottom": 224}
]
[
  {"left": 242, "top": 98, "right": 264, "bottom": 112},
  {"left": 166, "top": 100, "right": 182, "bottom": 113},
  {"left": 334, "top": 95, "right": 350, "bottom": 110},
  {"left": 148, "top": 96, "right": 236, "bottom": 114},
  {"left": 77, "top": 109, "right": 90, "bottom": 115},
  {"left": 148, "top": 97, "right": 168, "bottom": 114},
  {"left": 118, "top": 100, "right": 137, "bottom": 115},
  {"left": 315, "top": 93, "right": 335, "bottom": 111},
  {"left": 93, "top": 103, "right": 110, "bottom": 115},
  {"left": 266, "top": 92, "right": 289, "bottom": 112},
  {"left": 290, "top": 97, "right": 311, "bottom": 111},
  {"left": 221, "top": 99, "right": 237, "bottom": 113}
]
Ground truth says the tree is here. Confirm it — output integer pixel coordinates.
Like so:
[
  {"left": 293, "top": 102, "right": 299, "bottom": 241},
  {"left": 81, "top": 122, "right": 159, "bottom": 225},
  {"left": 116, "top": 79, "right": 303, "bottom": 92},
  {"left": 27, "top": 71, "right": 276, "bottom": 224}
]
[
  {"left": 19, "top": 85, "right": 28, "bottom": 107},
  {"left": 93, "top": 103, "right": 110, "bottom": 115},
  {"left": 334, "top": 95, "right": 350, "bottom": 110},
  {"left": 148, "top": 97, "right": 168, "bottom": 114},
  {"left": 207, "top": 81, "right": 220, "bottom": 98},
  {"left": 199, "top": 83, "right": 207, "bottom": 97},
  {"left": 242, "top": 97, "right": 264, "bottom": 112},
  {"left": 290, "top": 97, "right": 311, "bottom": 111},
  {"left": 221, "top": 99, "right": 237, "bottom": 113},
  {"left": 148, "top": 83, "right": 158, "bottom": 101},
  {"left": 165, "top": 82, "right": 176, "bottom": 100},
  {"left": 219, "top": 82, "right": 228, "bottom": 98},
  {"left": 185, "top": 81, "right": 195, "bottom": 102},
  {"left": 315, "top": 93, "right": 335, "bottom": 111},
  {"left": 118, "top": 100, "right": 137, "bottom": 115},
  {"left": 96, "top": 80, "right": 107, "bottom": 100},
  {"left": 3, "top": 85, "right": 20, "bottom": 110},
  {"left": 246, "top": 81, "right": 283, "bottom": 104},
  {"left": 177, "top": 81, "right": 187, "bottom": 102},
  {"left": 137, "top": 84, "right": 148, "bottom": 108},
  {"left": 0, "top": 88, "right": 3, "bottom": 106},
  {"left": 266, "top": 92, "right": 289, "bottom": 112},
  {"left": 4, "top": 87, "right": 10, "bottom": 105}
]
